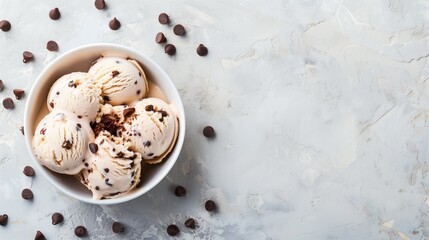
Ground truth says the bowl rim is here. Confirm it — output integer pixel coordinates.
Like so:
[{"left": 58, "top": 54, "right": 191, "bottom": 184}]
[{"left": 24, "top": 43, "right": 186, "bottom": 205}]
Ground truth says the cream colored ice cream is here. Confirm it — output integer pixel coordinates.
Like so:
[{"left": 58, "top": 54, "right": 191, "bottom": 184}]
[
  {"left": 88, "top": 57, "right": 148, "bottom": 106},
  {"left": 47, "top": 72, "right": 101, "bottom": 122},
  {"left": 78, "top": 131, "right": 142, "bottom": 200},
  {"left": 123, "top": 98, "right": 178, "bottom": 164},
  {"left": 33, "top": 111, "right": 94, "bottom": 175}
]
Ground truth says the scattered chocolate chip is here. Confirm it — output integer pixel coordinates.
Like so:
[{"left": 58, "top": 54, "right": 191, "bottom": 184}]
[
  {"left": 34, "top": 230, "right": 45, "bottom": 240},
  {"left": 46, "top": 40, "right": 59, "bottom": 51},
  {"left": 155, "top": 32, "right": 167, "bottom": 44},
  {"left": 184, "top": 218, "right": 196, "bottom": 229},
  {"left": 123, "top": 107, "right": 135, "bottom": 118},
  {"left": 95, "top": 186, "right": 99, "bottom": 190},
  {"left": 62, "top": 140, "right": 72, "bottom": 149},
  {"left": 77, "top": 115, "right": 82, "bottom": 119},
  {"left": 56, "top": 91, "right": 60, "bottom": 95},
  {"left": 19, "top": 126, "right": 24, "bottom": 135},
  {"left": 159, "top": 110, "right": 168, "bottom": 117},
  {"left": 51, "top": 212, "right": 64, "bottom": 225},
  {"left": 23, "top": 51, "right": 34, "bottom": 63},
  {"left": 76, "top": 123, "right": 81, "bottom": 129},
  {"left": 174, "top": 186, "right": 186, "bottom": 197},
  {"left": 21, "top": 188, "right": 33, "bottom": 200},
  {"left": 104, "top": 168, "right": 109, "bottom": 173},
  {"left": 0, "top": 20, "right": 11, "bottom": 32},
  {"left": 147, "top": 153, "right": 154, "bottom": 157},
  {"left": 112, "top": 222, "right": 125, "bottom": 233},
  {"left": 40, "top": 128, "right": 47, "bottom": 135},
  {"left": 145, "top": 105, "right": 154, "bottom": 111},
  {"left": 164, "top": 44, "right": 176, "bottom": 55},
  {"left": 49, "top": 102, "right": 54, "bottom": 108},
  {"left": 197, "top": 44, "right": 208, "bottom": 56},
  {"left": 203, "top": 126, "right": 215, "bottom": 138},
  {"left": 84, "top": 163, "right": 89, "bottom": 167},
  {"left": 205, "top": 200, "right": 216, "bottom": 212},
  {"left": 158, "top": 13, "right": 169, "bottom": 24},
  {"left": 167, "top": 225, "right": 180, "bottom": 236},
  {"left": 2, "top": 98, "right": 14, "bottom": 110},
  {"left": 49, "top": 8, "right": 61, "bottom": 20},
  {"left": 94, "top": 0, "right": 106, "bottom": 10},
  {"left": 112, "top": 70, "right": 119, "bottom": 77},
  {"left": 75, "top": 226, "right": 87, "bottom": 238},
  {"left": 13, "top": 89, "right": 25, "bottom": 100},
  {"left": 103, "top": 95, "right": 110, "bottom": 102},
  {"left": 0, "top": 214, "right": 8, "bottom": 226},
  {"left": 23, "top": 166, "right": 35, "bottom": 177},
  {"left": 136, "top": 90, "right": 141, "bottom": 95},
  {"left": 88, "top": 143, "right": 98, "bottom": 154},
  {"left": 143, "top": 141, "right": 151, "bottom": 147},
  {"left": 68, "top": 80, "right": 77, "bottom": 88},
  {"left": 0, "top": 80, "right": 4, "bottom": 92},
  {"left": 173, "top": 24, "right": 186, "bottom": 36},
  {"left": 109, "top": 17, "right": 121, "bottom": 30}
]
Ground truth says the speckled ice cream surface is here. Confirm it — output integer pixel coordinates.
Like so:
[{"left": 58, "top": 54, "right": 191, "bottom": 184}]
[{"left": 0, "top": 0, "right": 429, "bottom": 239}]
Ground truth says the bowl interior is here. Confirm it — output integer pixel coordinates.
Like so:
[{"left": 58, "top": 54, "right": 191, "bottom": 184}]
[{"left": 24, "top": 44, "right": 185, "bottom": 204}]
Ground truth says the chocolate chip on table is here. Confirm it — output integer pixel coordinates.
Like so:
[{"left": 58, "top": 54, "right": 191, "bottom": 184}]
[
  {"left": 164, "top": 44, "right": 176, "bottom": 55},
  {"left": 173, "top": 24, "right": 186, "bottom": 36},
  {"left": 109, "top": 17, "right": 121, "bottom": 30},
  {"left": 0, "top": 214, "right": 8, "bottom": 226},
  {"left": 174, "top": 185, "right": 186, "bottom": 197},
  {"left": 51, "top": 212, "right": 64, "bottom": 225},
  {"left": 0, "top": 20, "right": 11, "bottom": 32},
  {"left": 0, "top": 80, "right": 4, "bottom": 92},
  {"left": 123, "top": 107, "right": 135, "bottom": 118},
  {"left": 94, "top": 0, "right": 106, "bottom": 10},
  {"left": 46, "top": 40, "right": 59, "bottom": 52},
  {"left": 112, "top": 222, "right": 125, "bottom": 233},
  {"left": 197, "top": 44, "right": 208, "bottom": 56},
  {"left": 75, "top": 226, "right": 87, "bottom": 237},
  {"left": 155, "top": 32, "right": 166, "bottom": 44},
  {"left": 167, "top": 224, "right": 180, "bottom": 236},
  {"left": 23, "top": 166, "right": 35, "bottom": 177},
  {"left": 89, "top": 143, "right": 98, "bottom": 154},
  {"left": 49, "top": 8, "right": 61, "bottom": 20},
  {"left": 203, "top": 126, "right": 215, "bottom": 138},
  {"left": 23, "top": 51, "right": 34, "bottom": 63},
  {"left": 13, "top": 89, "right": 25, "bottom": 100},
  {"left": 34, "top": 230, "right": 45, "bottom": 240},
  {"left": 2, "top": 98, "right": 14, "bottom": 110},
  {"left": 184, "top": 218, "right": 196, "bottom": 229},
  {"left": 205, "top": 200, "right": 216, "bottom": 212},
  {"left": 158, "top": 13, "right": 169, "bottom": 25},
  {"left": 21, "top": 188, "right": 33, "bottom": 200}
]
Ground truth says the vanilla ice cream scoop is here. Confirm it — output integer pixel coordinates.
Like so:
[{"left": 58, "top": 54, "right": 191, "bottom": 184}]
[
  {"left": 123, "top": 98, "right": 178, "bottom": 164},
  {"left": 47, "top": 72, "right": 101, "bottom": 122},
  {"left": 88, "top": 57, "right": 148, "bottom": 106},
  {"left": 33, "top": 111, "right": 94, "bottom": 175},
  {"left": 78, "top": 131, "right": 142, "bottom": 200}
]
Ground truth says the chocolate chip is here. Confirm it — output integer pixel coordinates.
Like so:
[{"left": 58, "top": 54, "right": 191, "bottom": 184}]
[
  {"left": 123, "top": 107, "right": 135, "bottom": 118},
  {"left": 174, "top": 186, "right": 186, "bottom": 197},
  {"left": 147, "top": 153, "right": 154, "bottom": 157},
  {"left": 94, "top": 0, "right": 106, "bottom": 10},
  {"left": 104, "top": 168, "right": 109, "bottom": 173},
  {"left": 145, "top": 105, "right": 154, "bottom": 111},
  {"left": 160, "top": 110, "right": 168, "bottom": 117},
  {"left": 205, "top": 200, "right": 216, "bottom": 212},
  {"left": 112, "top": 222, "right": 125, "bottom": 233},
  {"left": 0, "top": 214, "right": 8, "bottom": 226},
  {"left": 19, "top": 126, "right": 24, "bottom": 135},
  {"left": 95, "top": 186, "right": 99, "bottom": 190},
  {"left": 0, "top": 80, "right": 4, "bottom": 92},
  {"left": 89, "top": 143, "right": 98, "bottom": 154},
  {"left": 75, "top": 226, "right": 87, "bottom": 237},
  {"left": 0, "top": 20, "right": 11, "bottom": 32},
  {"left": 62, "top": 140, "right": 72, "bottom": 149},
  {"left": 164, "top": 44, "right": 176, "bottom": 55},
  {"left": 23, "top": 51, "right": 34, "bottom": 63},
  {"left": 49, "top": 8, "right": 61, "bottom": 20},
  {"left": 49, "top": 102, "right": 54, "bottom": 108},
  {"left": 51, "top": 212, "right": 64, "bottom": 225},
  {"left": 34, "top": 230, "right": 45, "bottom": 240},
  {"left": 13, "top": 89, "right": 24, "bottom": 100},
  {"left": 21, "top": 188, "right": 33, "bottom": 200},
  {"left": 23, "top": 166, "right": 35, "bottom": 177},
  {"left": 46, "top": 40, "right": 59, "bottom": 51},
  {"left": 68, "top": 80, "right": 77, "bottom": 88},
  {"left": 155, "top": 32, "right": 166, "bottom": 43},
  {"left": 197, "top": 44, "right": 208, "bottom": 56},
  {"left": 136, "top": 90, "right": 141, "bottom": 95},
  {"left": 184, "top": 218, "right": 196, "bottom": 229},
  {"left": 109, "top": 17, "right": 121, "bottom": 30},
  {"left": 117, "top": 152, "right": 124, "bottom": 158},
  {"left": 77, "top": 115, "right": 82, "bottom": 119},
  {"left": 203, "top": 126, "right": 215, "bottom": 138},
  {"left": 158, "top": 13, "right": 169, "bottom": 24},
  {"left": 40, "top": 128, "right": 46, "bottom": 135},
  {"left": 143, "top": 141, "right": 151, "bottom": 147},
  {"left": 112, "top": 70, "right": 119, "bottom": 77},
  {"left": 103, "top": 95, "right": 110, "bottom": 102},
  {"left": 173, "top": 24, "right": 186, "bottom": 36},
  {"left": 167, "top": 225, "right": 180, "bottom": 236},
  {"left": 76, "top": 123, "right": 81, "bottom": 129},
  {"left": 56, "top": 91, "right": 60, "bottom": 95},
  {"left": 2, "top": 98, "right": 14, "bottom": 110}
]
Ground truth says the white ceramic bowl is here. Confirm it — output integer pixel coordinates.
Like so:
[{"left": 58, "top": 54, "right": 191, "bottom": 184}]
[{"left": 24, "top": 43, "right": 185, "bottom": 204}]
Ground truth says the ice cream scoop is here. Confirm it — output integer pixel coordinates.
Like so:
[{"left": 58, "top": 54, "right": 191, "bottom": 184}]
[
  {"left": 123, "top": 98, "right": 178, "bottom": 164},
  {"left": 78, "top": 131, "right": 141, "bottom": 200},
  {"left": 33, "top": 111, "right": 94, "bottom": 175},
  {"left": 47, "top": 72, "right": 101, "bottom": 122},
  {"left": 88, "top": 57, "right": 148, "bottom": 106}
]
